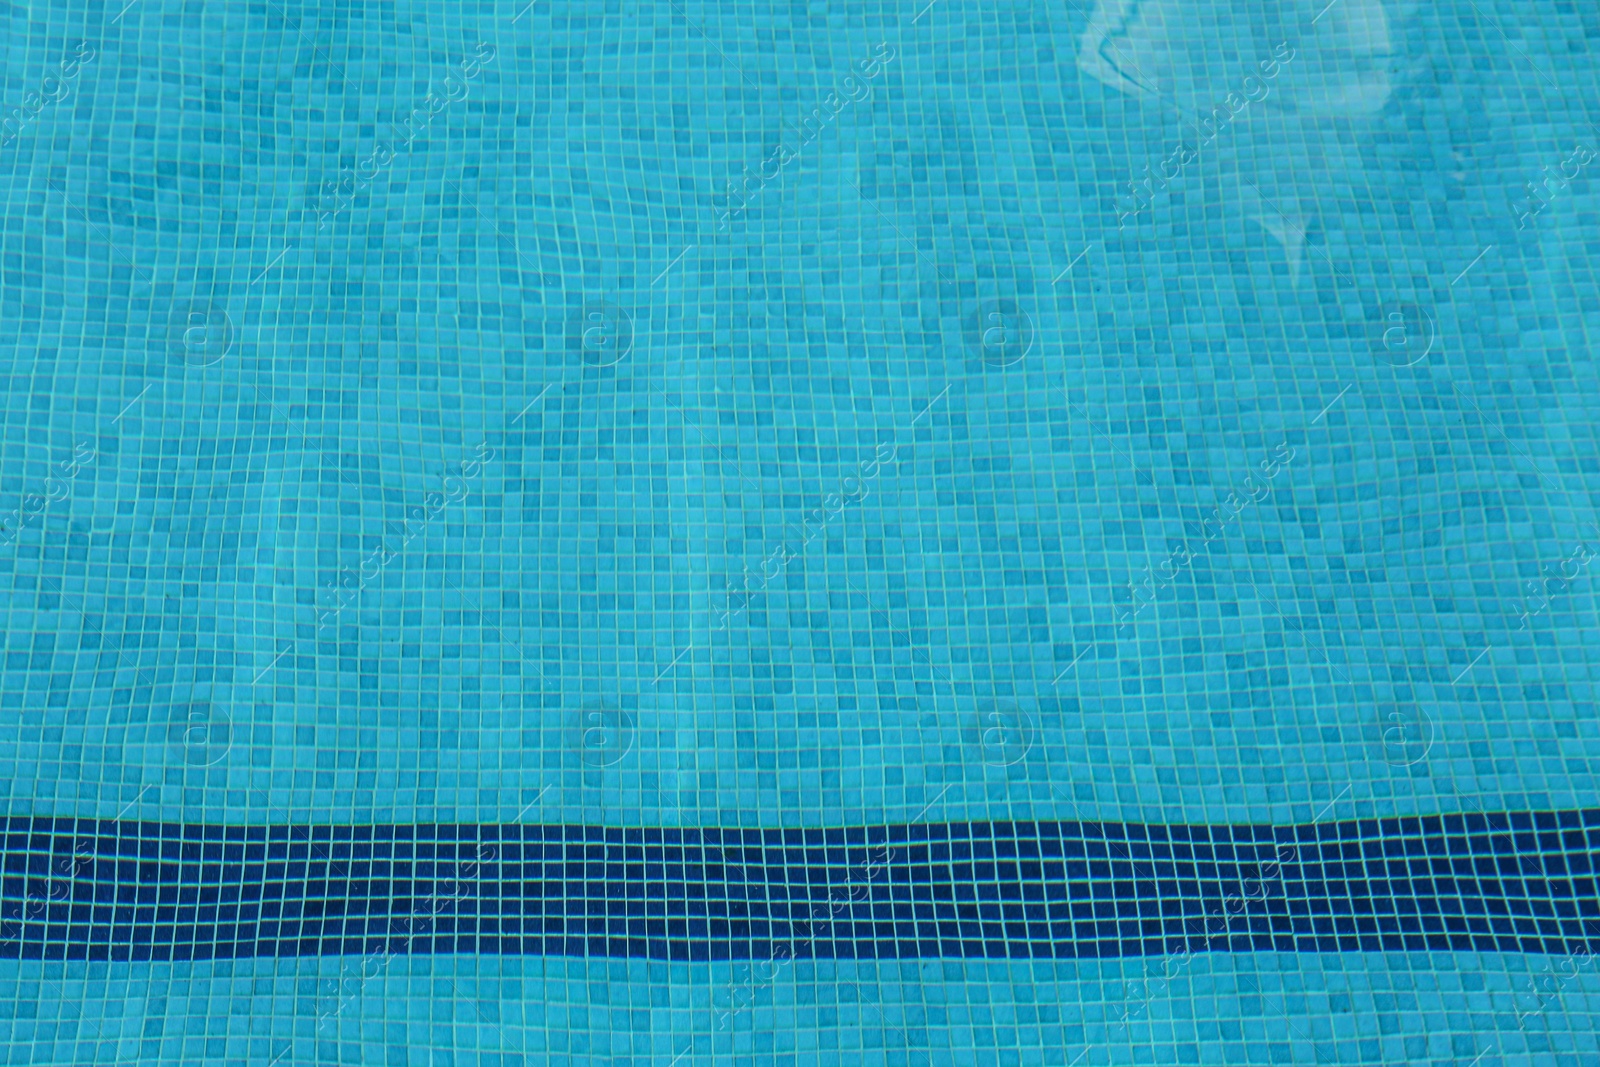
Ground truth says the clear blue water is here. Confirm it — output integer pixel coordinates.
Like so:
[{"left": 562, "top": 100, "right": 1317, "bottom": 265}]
[{"left": 3, "top": 0, "right": 1600, "bottom": 1062}]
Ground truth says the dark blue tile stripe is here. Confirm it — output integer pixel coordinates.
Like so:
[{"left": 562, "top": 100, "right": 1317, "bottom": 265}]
[{"left": 2, "top": 810, "right": 1598, "bottom": 961}]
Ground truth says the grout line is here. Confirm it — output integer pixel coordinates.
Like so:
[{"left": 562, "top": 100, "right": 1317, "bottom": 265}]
[
  {"left": 652, "top": 245, "right": 695, "bottom": 286},
  {"left": 1457, "top": 0, "right": 1600, "bottom": 148},
  {"left": 833, "top": 986, "right": 938, "bottom": 1067},
  {"left": 40, "top": 174, "right": 157, "bottom": 291},
  {"left": 511, "top": 382, "right": 555, "bottom": 425},
  {"left": 653, "top": 645, "right": 692, "bottom": 684},
  {"left": 111, "top": 384, "right": 151, "bottom": 424},
  {"left": 1231, "top": 974, "right": 1339, "bottom": 1066},
  {"left": 1062, "top": 393, "right": 1146, "bottom": 477},
  {"left": 250, "top": 246, "right": 293, "bottom": 286},
  {"left": 1452, "top": 645, "right": 1492, "bottom": 684},
  {"left": 837, "top": 171, "right": 959, "bottom": 286},
  {"left": 1052, "top": 645, "right": 1092, "bottom": 684},
  {"left": 1052, "top": 245, "right": 1091, "bottom": 285},
  {"left": 663, "top": 0, "right": 767, "bottom": 98},
  {"left": 250, "top": 644, "right": 293, "bottom": 685},
  {"left": 22, "top": 16, "right": 1585, "bottom": 1037},
  {"left": 1311, "top": 383, "right": 1354, "bottom": 425},
  {"left": 440, "top": 573, "right": 545, "bottom": 681},
  {"left": 1307, "top": 783, "right": 1353, "bottom": 824},
  {"left": 905, "top": 784, "right": 953, "bottom": 825},
  {"left": 510, "top": 786, "right": 553, "bottom": 823},
  {"left": 909, "top": 384, "right": 951, "bottom": 426},
  {"left": 111, "top": 784, "right": 154, "bottom": 822},
  {"left": 1451, "top": 244, "right": 1494, "bottom": 287},
  {"left": 1439, "top": 378, "right": 1572, "bottom": 501},
  {"left": 440, "top": 976, "right": 530, "bottom": 1056}
]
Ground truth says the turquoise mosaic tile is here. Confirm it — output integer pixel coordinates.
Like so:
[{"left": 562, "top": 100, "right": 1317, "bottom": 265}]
[{"left": 4, "top": 0, "right": 1600, "bottom": 1061}]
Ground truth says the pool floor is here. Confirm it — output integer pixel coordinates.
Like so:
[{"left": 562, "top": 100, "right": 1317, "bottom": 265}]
[{"left": 4, "top": 0, "right": 1600, "bottom": 1062}]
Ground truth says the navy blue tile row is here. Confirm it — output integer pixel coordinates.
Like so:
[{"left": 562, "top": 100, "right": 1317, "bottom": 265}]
[{"left": 2, "top": 811, "right": 1598, "bottom": 961}]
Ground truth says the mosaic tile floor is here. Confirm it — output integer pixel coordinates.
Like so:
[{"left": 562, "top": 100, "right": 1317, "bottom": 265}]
[{"left": 3, "top": 0, "right": 1600, "bottom": 1062}]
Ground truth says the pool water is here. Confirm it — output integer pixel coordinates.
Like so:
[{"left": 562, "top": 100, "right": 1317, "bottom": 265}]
[{"left": 3, "top": 0, "right": 1600, "bottom": 1063}]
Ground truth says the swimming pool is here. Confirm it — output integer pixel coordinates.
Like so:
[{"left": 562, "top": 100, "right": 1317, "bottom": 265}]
[{"left": 2, "top": 0, "right": 1599, "bottom": 1062}]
